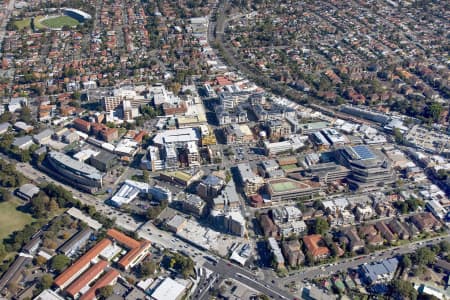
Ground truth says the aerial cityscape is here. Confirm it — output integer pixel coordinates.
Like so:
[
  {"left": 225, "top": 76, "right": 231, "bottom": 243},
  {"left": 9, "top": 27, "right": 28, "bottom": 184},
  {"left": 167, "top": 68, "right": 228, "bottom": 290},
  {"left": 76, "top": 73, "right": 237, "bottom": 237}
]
[{"left": 0, "top": 0, "right": 449, "bottom": 299}]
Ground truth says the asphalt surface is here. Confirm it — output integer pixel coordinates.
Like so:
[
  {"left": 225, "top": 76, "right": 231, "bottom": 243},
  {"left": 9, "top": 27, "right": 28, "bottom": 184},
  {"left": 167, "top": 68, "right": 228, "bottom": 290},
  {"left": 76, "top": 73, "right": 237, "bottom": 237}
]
[
  {"left": 0, "top": 0, "right": 15, "bottom": 47},
  {"left": 14, "top": 161, "right": 143, "bottom": 232},
  {"left": 204, "top": 259, "right": 293, "bottom": 300}
]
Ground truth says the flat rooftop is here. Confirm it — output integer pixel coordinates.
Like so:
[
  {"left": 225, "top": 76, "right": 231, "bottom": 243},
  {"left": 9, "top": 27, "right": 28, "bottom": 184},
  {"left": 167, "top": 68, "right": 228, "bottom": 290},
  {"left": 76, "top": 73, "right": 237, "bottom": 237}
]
[
  {"left": 271, "top": 181, "right": 298, "bottom": 193},
  {"left": 162, "top": 171, "right": 192, "bottom": 181},
  {"left": 268, "top": 178, "right": 321, "bottom": 193},
  {"left": 153, "top": 128, "right": 199, "bottom": 145},
  {"left": 48, "top": 151, "right": 103, "bottom": 180}
]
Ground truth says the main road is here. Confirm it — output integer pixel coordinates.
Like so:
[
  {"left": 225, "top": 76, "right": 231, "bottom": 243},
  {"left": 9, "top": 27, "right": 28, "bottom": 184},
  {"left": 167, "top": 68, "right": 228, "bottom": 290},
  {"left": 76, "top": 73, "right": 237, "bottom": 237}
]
[
  {"left": 273, "top": 234, "right": 450, "bottom": 285},
  {"left": 0, "top": 0, "right": 15, "bottom": 47},
  {"left": 204, "top": 259, "right": 293, "bottom": 300},
  {"left": 14, "top": 161, "right": 143, "bottom": 232},
  {"left": 209, "top": 0, "right": 308, "bottom": 104},
  {"left": 9, "top": 158, "right": 297, "bottom": 298}
]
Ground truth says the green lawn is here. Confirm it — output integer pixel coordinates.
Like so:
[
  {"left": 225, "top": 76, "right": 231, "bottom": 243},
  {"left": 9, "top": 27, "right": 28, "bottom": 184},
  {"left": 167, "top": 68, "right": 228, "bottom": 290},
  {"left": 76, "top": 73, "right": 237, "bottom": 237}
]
[
  {"left": 33, "top": 16, "right": 46, "bottom": 30},
  {"left": 0, "top": 198, "right": 35, "bottom": 242},
  {"left": 40, "top": 16, "right": 79, "bottom": 28},
  {"left": 271, "top": 181, "right": 297, "bottom": 192},
  {"left": 281, "top": 164, "right": 298, "bottom": 171},
  {"left": 14, "top": 18, "right": 31, "bottom": 30}
]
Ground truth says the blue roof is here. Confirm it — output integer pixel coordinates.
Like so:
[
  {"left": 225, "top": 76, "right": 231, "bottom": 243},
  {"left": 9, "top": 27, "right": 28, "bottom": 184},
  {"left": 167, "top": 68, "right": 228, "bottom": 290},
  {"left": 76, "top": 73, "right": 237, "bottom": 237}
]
[
  {"left": 203, "top": 174, "right": 223, "bottom": 186},
  {"left": 352, "top": 145, "right": 375, "bottom": 160},
  {"left": 361, "top": 258, "right": 398, "bottom": 283}
]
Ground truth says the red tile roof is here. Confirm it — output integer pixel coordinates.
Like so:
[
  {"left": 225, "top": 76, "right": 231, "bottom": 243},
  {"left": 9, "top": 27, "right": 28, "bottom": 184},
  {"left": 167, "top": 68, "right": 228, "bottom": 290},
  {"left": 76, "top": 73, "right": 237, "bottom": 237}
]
[
  {"left": 133, "top": 130, "right": 147, "bottom": 143},
  {"left": 106, "top": 229, "right": 140, "bottom": 249},
  {"left": 118, "top": 241, "right": 151, "bottom": 270},
  {"left": 65, "top": 260, "right": 108, "bottom": 297},
  {"left": 79, "top": 269, "right": 120, "bottom": 300},
  {"left": 303, "top": 234, "right": 330, "bottom": 258},
  {"left": 54, "top": 239, "right": 112, "bottom": 288}
]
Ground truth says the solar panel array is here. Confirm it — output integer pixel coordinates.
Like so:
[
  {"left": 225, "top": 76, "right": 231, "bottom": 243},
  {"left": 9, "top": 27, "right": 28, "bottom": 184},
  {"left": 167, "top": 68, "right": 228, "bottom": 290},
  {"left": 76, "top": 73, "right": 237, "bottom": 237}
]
[{"left": 352, "top": 145, "right": 375, "bottom": 160}]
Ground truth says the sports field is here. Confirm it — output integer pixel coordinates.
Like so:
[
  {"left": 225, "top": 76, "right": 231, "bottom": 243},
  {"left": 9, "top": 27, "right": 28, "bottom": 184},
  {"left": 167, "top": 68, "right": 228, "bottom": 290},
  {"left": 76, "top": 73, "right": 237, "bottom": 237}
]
[
  {"left": 40, "top": 15, "right": 79, "bottom": 28},
  {"left": 270, "top": 180, "right": 298, "bottom": 192},
  {"left": 0, "top": 198, "right": 34, "bottom": 241},
  {"left": 33, "top": 16, "right": 46, "bottom": 29}
]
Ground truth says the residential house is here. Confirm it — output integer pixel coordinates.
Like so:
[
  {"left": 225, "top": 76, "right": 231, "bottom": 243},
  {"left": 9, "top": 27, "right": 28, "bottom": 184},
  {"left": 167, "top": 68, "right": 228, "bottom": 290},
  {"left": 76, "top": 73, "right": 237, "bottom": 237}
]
[
  {"left": 12, "top": 136, "right": 34, "bottom": 150},
  {"left": 282, "top": 240, "right": 304, "bottom": 267},
  {"left": 345, "top": 228, "right": 365, "bottom": 252},
  {"left": 387, "top": 219, "right": 410, "bottom": 240},
  {"left": 375, "top": 221, "right": 396, "bottom": 243},
  {"left": 303, "top": 234, "right": 330, "bottom": 261},
  {"left": 260, "top": 214, "right": 278, "bottom": 238},
  {"left": 355, "top": 205, "right": 373, "bottom": 221},
  {"left": 410, "top": 212, "right": 442, "bottom": 232}
]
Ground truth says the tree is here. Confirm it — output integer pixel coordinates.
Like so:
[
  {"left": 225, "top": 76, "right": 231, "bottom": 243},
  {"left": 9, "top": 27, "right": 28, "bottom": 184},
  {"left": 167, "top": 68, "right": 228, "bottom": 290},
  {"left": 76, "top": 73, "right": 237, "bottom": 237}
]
[
  {"left": 19, "top": 106, "right": 32, "bottom": 123},
  {"left": 413, "top": 247, "right": 436, "bottom": 266},
  {"left": 97, "top": 285, "right": 113, "bottom": 300},
  {"left": 393, "top": 128, "right": 404, "bottom": 144},
  {"left": 428, "top": 102, "right": 443, "bottom": 122},
  {"left": 19, "top": 149, "right": 31, "bottom": 162},
  {"left": 312, "top": 200, "right": 323, "bottom": 210},
  {"left": 0, "top": 188, "right": 11, "bottom": 202},
  {"left": 140, "top": 261, "right": 157, "bottom": 277},
  {"left": 305, "top": 252, "right": 314, "bottom": 266},
  {"left": 0, "top": 111, "right": 13, "bottom": 123},
  {"left": 440, "top": 241, "right": 450, "bottom": 253},
  {"left": 72, "top": 90, "right": 81, "bottom": 100},
  {"left": 390, "top": 279, "right": 418, "bottom": 300},
  {"left": 0, "top": 243, "right": 6, "bottom": 260},
  {"left": 38, "top": 274, "right": 53, "bottom": 290},
  {"left": 48, "top": 199, "right": 59, "bottom": 212},
  {"left": 142, "top": 170, "right": 150, "bottom": 183},
  {"left": 310, "top": 218, "right": 329, "bottom": 235},
  {"left": 400, "top": 254, "right": 412, "bottom": 269},
  {"left": 35, "top": 256, "right": 47, "bottom": 266},
  {"left": 50, "top": 254, "right": 70, "bottom": 273}
]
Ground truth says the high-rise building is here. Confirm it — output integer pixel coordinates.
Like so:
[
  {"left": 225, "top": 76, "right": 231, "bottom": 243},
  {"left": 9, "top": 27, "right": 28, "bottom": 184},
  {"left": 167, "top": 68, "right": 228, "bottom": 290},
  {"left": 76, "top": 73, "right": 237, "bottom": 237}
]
[{"left": 335, "top": 145, "right": 395, "bottom": 190}]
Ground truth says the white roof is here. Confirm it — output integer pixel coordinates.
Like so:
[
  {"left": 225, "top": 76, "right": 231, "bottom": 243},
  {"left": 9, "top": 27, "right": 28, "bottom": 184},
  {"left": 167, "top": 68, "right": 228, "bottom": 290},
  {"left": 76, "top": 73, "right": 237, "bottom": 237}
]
[
  {"left": 34, "top": 289, "right": 64, "bottom": 300},
  {"left": 111, "top": 180, "right": 150, "bottom": 206},
  {"left": 73, "top": 149, "right": 99, "bottom": 161},
  {"left": 137, "top": 278, "right": 154, "bottom": 291},
  {"left": 153, "top": 128, "right": 199, "bottom": 145},
  {"left": 230, "top": 250, "right": 247, "bottom": 266},
  {"left": 66, "top": 207, "right": 102, "bottom": 230},
  {"left": 151, "top": 277, "right": 186, "bottom": 300},
  {"left": 100, "top": 243, "right": 122, "bottom": 260},
  {"left": 418, "top": 285, "right": 444, "bottom": 299},
  {"left": 115, "top": 139, "right": 139, "bottom": 155}
]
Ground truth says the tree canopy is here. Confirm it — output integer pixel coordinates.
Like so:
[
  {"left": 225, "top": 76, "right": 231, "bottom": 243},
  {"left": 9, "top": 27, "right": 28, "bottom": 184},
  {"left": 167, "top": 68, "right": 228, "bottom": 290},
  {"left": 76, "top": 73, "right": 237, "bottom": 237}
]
[
  {"left": 309, "top": 217, "right": 329, "bottom": 235},
  {"left": 50, "top": 254, "right": 70, "bottom": 273}
]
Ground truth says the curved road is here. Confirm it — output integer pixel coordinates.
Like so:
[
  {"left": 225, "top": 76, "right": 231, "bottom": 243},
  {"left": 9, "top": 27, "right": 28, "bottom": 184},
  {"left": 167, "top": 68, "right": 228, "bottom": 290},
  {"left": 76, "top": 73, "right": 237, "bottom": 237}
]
[
  {"left": 209, "top": 1, "right": 308, "bottom": 104},
  {"left": 0, "top": 0, "right": 15, "bottom": 47}
]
